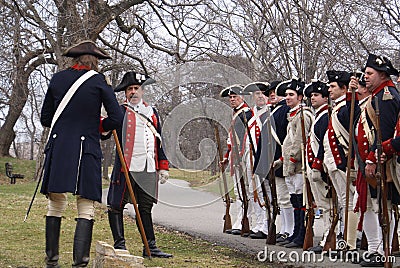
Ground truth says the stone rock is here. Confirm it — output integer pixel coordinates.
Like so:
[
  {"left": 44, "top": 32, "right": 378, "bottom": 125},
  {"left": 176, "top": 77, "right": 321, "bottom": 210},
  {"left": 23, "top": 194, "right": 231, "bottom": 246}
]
[{"left": 93, "top": 241, "right": 145, "bottom": 268}]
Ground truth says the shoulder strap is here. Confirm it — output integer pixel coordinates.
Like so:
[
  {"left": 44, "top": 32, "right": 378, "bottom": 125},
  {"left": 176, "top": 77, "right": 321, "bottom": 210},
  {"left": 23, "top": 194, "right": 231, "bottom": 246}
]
[
  {"left": 365, "top": 96, "right": 377, "bottom": 130},
  {"left": 123, "top": 104, "right": 162, "bottom": 142},
  {"left": 50, "top": 70, "right": 98, "bottom": 130}
]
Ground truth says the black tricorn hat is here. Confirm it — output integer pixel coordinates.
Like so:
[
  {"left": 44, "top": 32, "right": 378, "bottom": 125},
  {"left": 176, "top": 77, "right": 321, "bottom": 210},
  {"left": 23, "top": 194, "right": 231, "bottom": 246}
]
[
  {"left": 355, "top": 70, "right": 366, "bottom": 87},
  {"left": 264, "top": 80, "right": 282, "bottom": 96},
  {"left": 364, "top": 54, "right": 399, "bottom": 76},
  {"left": 243, "top": 81, "right": 270, "bottom": 93},
  {"left": 276, "top": 77, "right": 305, "bottom": 97},
  {"left": 220, "top": 84, "right": 250, "bottom": 97},
  {"left": 114, "top": 71, "right": 156, "bottom": 92},
  {"left": 304, "top": 79, "right": 329, "bottom": 98},
  {"left": 326, "top": 70, "right": 351, "bottom": 84},
  {"left": 62, "top": 40, "right": 111, "bottom": 59}
]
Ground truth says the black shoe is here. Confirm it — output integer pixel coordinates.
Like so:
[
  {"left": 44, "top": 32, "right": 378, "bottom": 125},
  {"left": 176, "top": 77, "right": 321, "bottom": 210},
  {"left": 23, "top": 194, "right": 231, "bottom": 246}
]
[
  {"left": 231, "top": 229, "right": 241, "bottom": 235},
  {"left": 250, "top": 231, "right": 267, "bottom": 239},
  {"left": 225, "top": 229, "right": 233, "bottom": 234},
  {"left": 276, "top": 232, "right": 289, "bottom": 243},
  {"left": 307, "top": 245, "right": 323, "bottom": 254},
  {"left": 284, "top": 241, "right": 302, "bottom": 248},
  {"left": 360, "top": 252, "right": 384, "bottom": 267},
  {"left": 276, "top": 238, "right": 291, "bottom": 246}
]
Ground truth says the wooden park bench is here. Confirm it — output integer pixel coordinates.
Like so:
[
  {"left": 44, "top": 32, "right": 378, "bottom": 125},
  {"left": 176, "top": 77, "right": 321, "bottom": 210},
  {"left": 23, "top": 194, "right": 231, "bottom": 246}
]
[{"left": 5, "top": 162, "right": 24, "bottom": 184}]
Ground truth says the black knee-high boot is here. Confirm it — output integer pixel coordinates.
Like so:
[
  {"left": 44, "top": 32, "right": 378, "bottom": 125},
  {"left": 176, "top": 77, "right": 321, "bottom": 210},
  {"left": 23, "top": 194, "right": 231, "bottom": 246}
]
[
  {"left": 288, "top": 194, "right": 300, "bottom": 241},
  {"left": 284, "top": 194, "right": 305, "bottom": 248},
  {"left": 108, "top": 209, "right": 126, "bottom": 250},
  {"left": 292, "top": 194, "right": 307, "bottom": 246},
  {"left": 45, "top": 216, "right": 61, "bottom": 268},
  {"left": 72, "top": 218, "right": 94, "bottom": 267},
  {"left": 139, "top": 210, "right": 173, "bottom": 258}
]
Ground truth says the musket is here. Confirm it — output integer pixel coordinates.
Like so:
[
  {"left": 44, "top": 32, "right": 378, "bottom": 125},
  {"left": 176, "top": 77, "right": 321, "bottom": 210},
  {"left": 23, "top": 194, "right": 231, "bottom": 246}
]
[
  {"left": 112, "top": 130, "right": 151, "bottom": 258},
  {"left": 343, "top": 77, "right": 357, "bottom": 244},
  {"left": 323, "top": 176, "right": 339, "bottom": 251},
  {"left": 213, "top": 123, "right": 232, "bottom": 233},
  {"left": 263, "top": 106, "right": 279, "bottom": 244},
  {"left": 392, "top": 204, "right": 399, "bottom": 254},
  {"left": 230, "top": 114, "right": 250, "bottom": 236},
  {"left": 374, "top": 97, "right": 391, "bottom": 268},
  {"left": 323, "top": 94, "right": 339, "bottom": 251},
  {"left": 266, "top": 163, "right": 278, "bottom": 244},
  {"left": 300, "top": 103, "right": 314, "bottom": 250},
  {"left": 360, "top": 231, "right": 368, "bottom": 250}
]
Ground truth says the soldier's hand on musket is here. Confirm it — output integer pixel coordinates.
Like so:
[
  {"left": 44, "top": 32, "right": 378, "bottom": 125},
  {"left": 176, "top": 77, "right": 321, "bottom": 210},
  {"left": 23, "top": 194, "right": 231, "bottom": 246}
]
[
  {"left": 159, "top": 170, "right": 169, "bottom": 184},
  {"left": 349, "top": 76, "right": 359, "bottom": 91},
  {"left": 219, "top": 157, "right": 228, "bottom": 168},
  {"left": 374, "top": 149, "right": 387, "bottom": 164},
  {"left": 365, "top": 161, "right": 377, "bottom": 179},
  {"left": 272, "top": 158, "right": 283, "bottom": 170}
]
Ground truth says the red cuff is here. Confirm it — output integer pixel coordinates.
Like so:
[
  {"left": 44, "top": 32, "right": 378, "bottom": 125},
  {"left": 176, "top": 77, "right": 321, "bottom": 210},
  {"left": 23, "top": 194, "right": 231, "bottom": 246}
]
[
  {"left": 99, "top": 117, "right": 105, "bottom": 133},
  {"left": 311, "top": 158, "right": 323, "bottom": 171},
  {"left": 382, "top": 138, "right": 395, "bottom": 156},
  {"left": 367, "top": 151, "right": 377, "bottom": 164},
  {"left": 279, "top": 156, "right": 284, "bottom": 162},
  {"left": 158, "top": 160, "right": 169, "bottom": 170},
  {"left": 289, "top": 157, "right": 297, "bottom": 163}
]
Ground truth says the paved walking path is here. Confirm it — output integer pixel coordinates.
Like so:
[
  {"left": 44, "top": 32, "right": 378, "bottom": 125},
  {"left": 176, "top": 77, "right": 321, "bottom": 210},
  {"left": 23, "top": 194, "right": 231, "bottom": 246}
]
[{"left": 103, "top": 178, "right": 400, "bottom": 267}]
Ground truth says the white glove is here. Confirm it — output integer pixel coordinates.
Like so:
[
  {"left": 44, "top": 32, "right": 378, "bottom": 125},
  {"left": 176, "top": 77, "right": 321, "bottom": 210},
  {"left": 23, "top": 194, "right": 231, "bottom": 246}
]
[
  {"left": 273, "top": 159, "right": 283, "bottom": 170},
  {"left": 311, "top": 169, "right": 321, "bottom": 182},
  {"left": 159, "top": 170, "right": 169, "bottom": 184}
]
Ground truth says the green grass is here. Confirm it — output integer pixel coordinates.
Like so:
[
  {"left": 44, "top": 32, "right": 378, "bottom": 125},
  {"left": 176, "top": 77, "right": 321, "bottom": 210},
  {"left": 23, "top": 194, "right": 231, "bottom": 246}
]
[{"left": 0, "top": 157, "right": 267, "bottom": 268}]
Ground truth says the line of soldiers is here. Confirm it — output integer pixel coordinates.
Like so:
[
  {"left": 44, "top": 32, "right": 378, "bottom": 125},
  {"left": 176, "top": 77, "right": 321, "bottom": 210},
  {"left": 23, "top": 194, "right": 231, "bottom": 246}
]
[{"left": 219, "top": 53, "right": 400, "bottom": 267}]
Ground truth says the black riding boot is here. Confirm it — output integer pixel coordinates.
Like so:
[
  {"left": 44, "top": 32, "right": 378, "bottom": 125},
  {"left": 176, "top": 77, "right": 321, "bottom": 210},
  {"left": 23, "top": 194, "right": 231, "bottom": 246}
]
[
  {"left": 285, "top": 194, "right": 306, "bottom": 248},
  {"left": 139, "top": 210, "right": 173, "bottom": 258},
  {"left": 108, "top": 209, "right": 126, "bottom": 250},
  {"left": 286, "top": 194, "right": 300, "bottom": 242},
  {"left": 292, "top": 194, "right": 307, "bottom": 245},
  {"left": 143, "top": 239, "right": 173, "bottom": 258},
  {"left": 72, "top": 218, "right": 94, "bottom": 267},
  {"left": 45, "top": 216, "right": 61, "bottom": 268}
]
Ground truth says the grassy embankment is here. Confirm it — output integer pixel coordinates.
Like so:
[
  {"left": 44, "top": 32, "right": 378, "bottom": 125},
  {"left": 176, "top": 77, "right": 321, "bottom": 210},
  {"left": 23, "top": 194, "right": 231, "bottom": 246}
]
[{"left": 0, "top": 157, "right": 264, "bottom": 267}]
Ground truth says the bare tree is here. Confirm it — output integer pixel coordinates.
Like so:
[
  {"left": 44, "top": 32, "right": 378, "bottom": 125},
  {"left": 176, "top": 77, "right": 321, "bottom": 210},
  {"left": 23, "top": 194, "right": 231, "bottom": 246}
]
[{"left": 0, "top": 0, "right": 208, "bottom": 158}]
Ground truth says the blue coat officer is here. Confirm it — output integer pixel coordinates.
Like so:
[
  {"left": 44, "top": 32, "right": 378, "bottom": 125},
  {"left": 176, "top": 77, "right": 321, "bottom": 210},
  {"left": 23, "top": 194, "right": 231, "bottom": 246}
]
[
  {"left": 353, "top": 54, "right": 400, "bottom": 265},
  {"left": 40, "top": 40, "right": 123, "bottom": 267}
]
